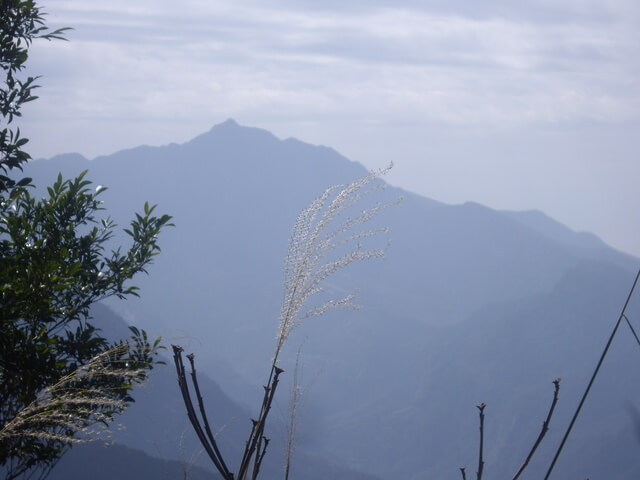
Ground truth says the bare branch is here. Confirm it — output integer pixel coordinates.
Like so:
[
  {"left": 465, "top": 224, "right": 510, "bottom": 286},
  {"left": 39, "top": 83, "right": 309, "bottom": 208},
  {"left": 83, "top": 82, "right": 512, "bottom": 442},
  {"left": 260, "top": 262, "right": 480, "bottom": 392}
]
[
  {"left": 544, "top": 269, "right": 640, "bottom": 480},
  {"left": 623, "top": 314, "right": 640, "bottom": 348},
  {"left": 186, "top": 353, "right": 232, "bottom": 478},
  {"left": 512, "top": 378, "right": 561, "bottom": 480},
  {"left": 460, "top": 467, "right": 467, "bottom": 480},
  {"left": 171, "top": 346, "right": 232, "bottom": 480},
  {"left": 476, "top": 403, "right": 486, "bottom": 480}
]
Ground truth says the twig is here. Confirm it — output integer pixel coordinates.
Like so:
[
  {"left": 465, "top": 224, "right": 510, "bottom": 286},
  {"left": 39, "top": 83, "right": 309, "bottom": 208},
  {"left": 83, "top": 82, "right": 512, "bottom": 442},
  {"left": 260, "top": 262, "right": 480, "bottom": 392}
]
[
  {"left": 543, "top": 269, "right": 640, "bottom": 479},
  {"left": 252, "top": 436, "right": 270, "bottom": 480},
  {"left": 186, "top": 353, "right": 232, "bottom": 478},
  {"left": 237, "top": 365, "right": 283, "bottom": 480},
  {"left": 512, "top": 378, "right": 561, "bottom": 480},
  {"left": 250, "top": 369, "right": 282, "bottom": 480},
  {"left": 623, "top": 314, "right": 640, "bottom": 348},
  {"left": 237, "top": 371, "right": 271, "bottom": 479},
  {"left": 172, "top": 346, "right": 232, "bottom": 480},
  {"left": 476, "top": 403, "right": 486, "bottom": 480}
]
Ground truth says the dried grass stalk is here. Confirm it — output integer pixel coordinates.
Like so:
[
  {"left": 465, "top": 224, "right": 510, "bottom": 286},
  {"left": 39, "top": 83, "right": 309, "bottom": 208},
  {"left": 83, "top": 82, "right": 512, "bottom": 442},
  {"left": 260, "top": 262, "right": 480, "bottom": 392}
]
[
  {"left": 0, "top": 343, "right": 149, "bottom": 444},
  {"left": 276, "top": 162, "right": 400, "bottom": 360}
]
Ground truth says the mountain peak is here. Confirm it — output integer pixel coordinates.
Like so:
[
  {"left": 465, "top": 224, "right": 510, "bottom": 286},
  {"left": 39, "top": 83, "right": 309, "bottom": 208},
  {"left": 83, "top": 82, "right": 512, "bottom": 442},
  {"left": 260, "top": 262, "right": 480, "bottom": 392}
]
[
  {"left": 203, "top": 118, "right": 240, "bottom": 135},
  {"left": 219, "top": 118, "right": 239, "bottom": 128},
  {"left": 187, "top": 119, "right": 278, "bottom": 149}
]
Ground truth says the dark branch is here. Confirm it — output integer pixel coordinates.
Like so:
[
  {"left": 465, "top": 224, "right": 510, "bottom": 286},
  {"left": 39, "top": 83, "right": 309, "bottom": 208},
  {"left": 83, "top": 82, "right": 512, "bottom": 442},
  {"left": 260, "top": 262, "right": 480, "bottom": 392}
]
[
  {"left": 476, "top": 403, "right": 486, "bottom": 480},
  {"left": 171, "top": 345, "right": 232, "bottom": 480},
  {"left": 237, "top": 364, "right": 284, "bottom": 480},
  {"left": 186, "top": 353, "right": 232, "bottom": 478},
  {"left": 623, "top": 314, "right": 640, "bottom": 348},
  {"left": 544, "top": 269, "right": 640, "bottom": 480},
  {"left": 512, "top": 378, "right": 561, "bottom": 480},
  {"left": 252, "top": 437, "right": 270, "bottom": 480}
]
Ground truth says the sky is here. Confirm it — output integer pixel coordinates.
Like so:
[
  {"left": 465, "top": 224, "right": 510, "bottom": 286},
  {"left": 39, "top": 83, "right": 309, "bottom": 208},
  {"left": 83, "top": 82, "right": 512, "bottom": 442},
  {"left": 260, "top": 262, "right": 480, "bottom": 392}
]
[{"left": 20, "top": 0, "right": 640, "bottom": 257}]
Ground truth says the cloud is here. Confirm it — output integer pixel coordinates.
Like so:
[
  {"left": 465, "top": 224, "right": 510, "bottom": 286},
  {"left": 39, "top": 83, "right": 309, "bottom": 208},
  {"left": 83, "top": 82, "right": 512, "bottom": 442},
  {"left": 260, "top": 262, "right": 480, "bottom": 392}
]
[
  {"left": 33, "top": 0, "right": 638, "bottom": 133},
  {"left": 19, "top": 1, "right": 640, "bottom": 257}
]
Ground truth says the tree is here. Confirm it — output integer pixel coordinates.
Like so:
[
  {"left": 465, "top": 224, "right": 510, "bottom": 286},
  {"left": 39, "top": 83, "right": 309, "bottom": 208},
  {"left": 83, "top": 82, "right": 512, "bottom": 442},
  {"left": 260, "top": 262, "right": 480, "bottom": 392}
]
[
  {"left": 0, "top": 0, "right": 68, "bottom": 192},
  {"left": 0, "top": 2, "right": 172, "bottom": 478}
]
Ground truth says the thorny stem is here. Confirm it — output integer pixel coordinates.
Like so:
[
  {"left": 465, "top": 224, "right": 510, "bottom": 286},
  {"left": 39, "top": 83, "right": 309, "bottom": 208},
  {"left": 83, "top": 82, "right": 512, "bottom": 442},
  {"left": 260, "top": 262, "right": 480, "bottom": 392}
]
[
  {"left": 512, "top": 378, "right": 561, "bottom": 480},
  {"left": 476, "top": 403, "right": 485, "bottom": 480}
]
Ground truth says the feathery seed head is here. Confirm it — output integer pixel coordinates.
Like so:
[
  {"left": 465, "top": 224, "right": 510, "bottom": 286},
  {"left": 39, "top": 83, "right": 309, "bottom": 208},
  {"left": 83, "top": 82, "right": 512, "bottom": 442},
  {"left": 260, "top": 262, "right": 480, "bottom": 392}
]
[
  {"left": 275, "top": 163, "right": 400, "bottom": 359},
  {"left": 0, "top": 342, "right": 153, "bottom": 445}
]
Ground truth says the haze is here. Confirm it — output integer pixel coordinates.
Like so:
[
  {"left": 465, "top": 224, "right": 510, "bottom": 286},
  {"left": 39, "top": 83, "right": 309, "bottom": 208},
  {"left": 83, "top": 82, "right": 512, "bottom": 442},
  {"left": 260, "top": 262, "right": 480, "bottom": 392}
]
[{"left": 22, "top": 0, "right": 640, "bottom": 257}]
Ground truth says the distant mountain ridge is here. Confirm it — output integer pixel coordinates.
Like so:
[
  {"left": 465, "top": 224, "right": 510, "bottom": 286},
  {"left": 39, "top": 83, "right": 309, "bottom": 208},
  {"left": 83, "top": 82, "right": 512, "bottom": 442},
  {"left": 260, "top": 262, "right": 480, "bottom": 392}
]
[
  {"left": 25, "top": 120, "right": 640, "bottom": 479},
  {"left": 47, "top": 303, "right": 382, "bottom": 480},
  {"left": 501, "top": 207, "right": 606, "bottom": 248}
]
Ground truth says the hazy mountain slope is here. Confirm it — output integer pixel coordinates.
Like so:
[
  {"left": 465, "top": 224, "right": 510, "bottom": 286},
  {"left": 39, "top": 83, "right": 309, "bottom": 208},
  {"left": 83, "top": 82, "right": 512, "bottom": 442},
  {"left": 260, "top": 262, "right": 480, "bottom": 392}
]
[
  {"left": 48, "top": 442, "right": 218, "bottom": 480},
  {"left": 27, "top": 120, "right": 633, "bottom": 338},
  {"left": 73, "top": 304, "right": 381, "bottom": 480},
  {"left": 317, "top": 261, "right": 640, "bottom": 479},
  {"left": 25, "top": 119, "right": 640, "bottom": 479},
  {"left": 501, "top": 208, "right": 605, "bottom": 250}
]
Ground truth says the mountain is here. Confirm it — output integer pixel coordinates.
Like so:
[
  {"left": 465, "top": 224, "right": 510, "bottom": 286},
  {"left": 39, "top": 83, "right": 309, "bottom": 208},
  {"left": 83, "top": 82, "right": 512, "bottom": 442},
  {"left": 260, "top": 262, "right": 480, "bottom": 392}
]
[
  {"left": 24, "top": 119, "right": 640, "bottom": 479},
  {"left": 49, "top": 442, "right": 217, "bottom": 480},
  {"left": 45, "top": 303, "right": 381, "bottom": 480}
]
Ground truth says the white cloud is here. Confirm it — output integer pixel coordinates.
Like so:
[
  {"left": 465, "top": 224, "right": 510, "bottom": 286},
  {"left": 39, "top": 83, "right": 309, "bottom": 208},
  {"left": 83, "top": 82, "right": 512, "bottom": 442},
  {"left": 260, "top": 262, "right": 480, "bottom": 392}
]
[
  {"left": 34, "top": 1, "right": 639, "bottom": 129},
  {"left": 18, "top": 1, "right": 640, "bottom": 257}
]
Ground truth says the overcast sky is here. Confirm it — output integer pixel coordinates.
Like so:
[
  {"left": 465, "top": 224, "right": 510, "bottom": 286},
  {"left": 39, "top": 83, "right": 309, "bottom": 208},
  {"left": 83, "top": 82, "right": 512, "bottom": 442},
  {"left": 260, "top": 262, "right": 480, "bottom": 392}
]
[{"left": 21, "top": 0, "right": 640, "bottom": 257}]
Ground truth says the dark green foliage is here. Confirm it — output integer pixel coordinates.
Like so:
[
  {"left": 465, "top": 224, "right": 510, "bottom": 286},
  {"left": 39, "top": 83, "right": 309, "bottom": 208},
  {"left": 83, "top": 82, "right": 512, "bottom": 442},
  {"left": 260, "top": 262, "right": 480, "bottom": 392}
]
[
  {"left": 0, "top": 2, "right": 172, "bottom": 479},
  {"left": 0, "top": 0, "right": 69, "bottom": 193},
  {"left": 0, "top": 139, "right": 172, "bottom": 478},
  {"left": 0, "top": 174, "right": 172, "bottom": 442}
]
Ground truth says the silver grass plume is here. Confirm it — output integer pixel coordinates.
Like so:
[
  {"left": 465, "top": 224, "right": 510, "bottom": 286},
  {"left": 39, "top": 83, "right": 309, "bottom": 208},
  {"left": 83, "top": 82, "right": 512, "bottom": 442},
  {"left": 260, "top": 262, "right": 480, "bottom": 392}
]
[
  {"left": 275, "top": 163, "right": 401, "bottom": 361},
  {"left": 0, "top": 343, "right": 149, "bottom": 444},
  {"left": 176, "top": 165, "right": 400, "bottom": 480}
]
